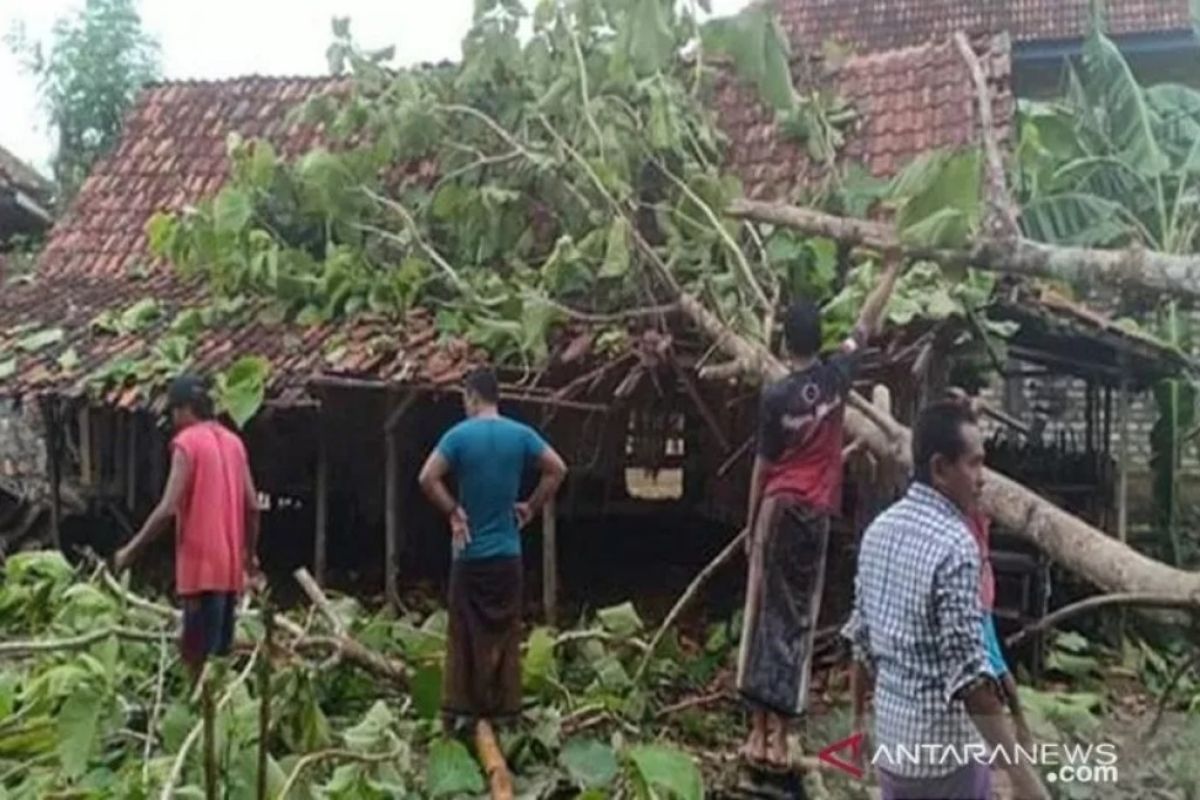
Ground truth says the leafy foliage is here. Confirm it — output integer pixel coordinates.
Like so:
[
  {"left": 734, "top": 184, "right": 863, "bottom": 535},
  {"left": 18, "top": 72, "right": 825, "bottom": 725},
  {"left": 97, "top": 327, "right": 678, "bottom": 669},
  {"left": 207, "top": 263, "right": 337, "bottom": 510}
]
[
  {"left": 0, "top": 553, "right": 717, "bottom": 798},
  {"left": 6, "top": 0, "right": 161, "bottom": 199},
  {"left": 139, "top": 0, "right": 986, "bottom": 389}
]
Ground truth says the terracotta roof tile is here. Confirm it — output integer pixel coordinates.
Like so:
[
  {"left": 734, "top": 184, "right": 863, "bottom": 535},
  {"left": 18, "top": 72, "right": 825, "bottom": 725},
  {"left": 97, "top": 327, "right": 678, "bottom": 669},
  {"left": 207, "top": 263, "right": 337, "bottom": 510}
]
[
  {"left": 776, "top": 0, "right": 1193, "bottom": 55},
  {"left": 0, "top": 75, "right": 490, "bottom": 404},
  {"left": 714, "top": 34, "right": 1014, "bottom": 200}
]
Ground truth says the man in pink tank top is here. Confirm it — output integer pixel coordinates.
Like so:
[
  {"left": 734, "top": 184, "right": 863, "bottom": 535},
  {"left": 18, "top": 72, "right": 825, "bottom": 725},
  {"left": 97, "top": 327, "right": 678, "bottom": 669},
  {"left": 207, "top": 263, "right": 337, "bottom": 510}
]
[{"left": 114, "top": 374, "right": 261, "bottom": 675}]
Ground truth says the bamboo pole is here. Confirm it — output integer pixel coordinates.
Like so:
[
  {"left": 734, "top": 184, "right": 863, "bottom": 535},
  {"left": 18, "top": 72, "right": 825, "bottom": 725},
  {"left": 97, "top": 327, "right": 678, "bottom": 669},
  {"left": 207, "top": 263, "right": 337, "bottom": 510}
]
[{"left": 314, "top": 427, "right": 329, "bottom": 585}]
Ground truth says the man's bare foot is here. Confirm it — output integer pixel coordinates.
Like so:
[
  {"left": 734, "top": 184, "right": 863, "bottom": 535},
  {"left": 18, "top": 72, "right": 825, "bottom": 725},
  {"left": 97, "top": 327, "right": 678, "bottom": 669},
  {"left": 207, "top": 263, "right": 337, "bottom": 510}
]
[
  {"left": 739, "top": 730, "right": 768, "bottom": 765},
  {"left": 766, "top": 726, "right": 790, "bottom": 770}
]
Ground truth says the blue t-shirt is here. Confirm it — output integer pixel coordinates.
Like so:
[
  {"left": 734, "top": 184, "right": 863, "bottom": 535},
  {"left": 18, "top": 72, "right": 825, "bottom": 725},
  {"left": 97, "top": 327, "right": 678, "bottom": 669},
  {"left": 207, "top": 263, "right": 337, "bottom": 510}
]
[{"left": 435, "top": 415, "right": 548, "bottom": 561}]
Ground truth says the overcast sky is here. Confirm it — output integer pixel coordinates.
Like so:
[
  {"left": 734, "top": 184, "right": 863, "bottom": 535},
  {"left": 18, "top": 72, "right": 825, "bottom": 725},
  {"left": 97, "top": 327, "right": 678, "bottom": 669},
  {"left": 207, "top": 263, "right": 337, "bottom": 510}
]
[{"left": 0, "top": 0, "right": 751, "bottom": 176}]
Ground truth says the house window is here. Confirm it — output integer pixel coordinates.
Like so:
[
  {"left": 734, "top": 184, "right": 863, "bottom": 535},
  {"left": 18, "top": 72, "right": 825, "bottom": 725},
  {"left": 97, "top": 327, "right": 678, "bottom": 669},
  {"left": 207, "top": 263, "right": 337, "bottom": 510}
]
[{"left": 624, "top": 411, "right": 685, "bottom": 500}]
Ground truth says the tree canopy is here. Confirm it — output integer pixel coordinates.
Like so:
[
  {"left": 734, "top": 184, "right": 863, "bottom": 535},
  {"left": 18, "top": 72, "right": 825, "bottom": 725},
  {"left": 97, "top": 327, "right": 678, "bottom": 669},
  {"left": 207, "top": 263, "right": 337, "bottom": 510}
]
[{"left": 7, "top": 0, "right": 161, "bottom": 200}]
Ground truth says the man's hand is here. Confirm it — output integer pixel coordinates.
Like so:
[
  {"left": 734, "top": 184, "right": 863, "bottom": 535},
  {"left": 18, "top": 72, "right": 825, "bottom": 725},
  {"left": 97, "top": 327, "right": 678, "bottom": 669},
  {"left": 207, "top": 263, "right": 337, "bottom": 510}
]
[
  {"left": 514, "top": 501, "right": 534, "bottom": 529},
  {"left": 450, "top": 506, "right": 471, "bottom": 554},
  {"left": 245, "top": 557, "right": 266, "bottom": 594},
  {"left": 113, "top": 544, "right": 136, "bottom": 574}
]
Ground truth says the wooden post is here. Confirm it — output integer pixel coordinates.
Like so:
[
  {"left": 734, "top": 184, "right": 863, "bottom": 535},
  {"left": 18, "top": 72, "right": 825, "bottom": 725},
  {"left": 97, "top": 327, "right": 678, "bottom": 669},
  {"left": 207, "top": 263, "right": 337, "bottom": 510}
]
[
  {"left": 42, "top": 399, "right": 62, "bottom": 550},
  {"left": 385, "top": 427, "right": 400, "bottom": 609},
  {"left": 384, "top": 393, "right": 418, "bottom": 610},
  {"left": 314, "top": 426, "right": 329, "bottom": 585},
  {"left": 78, "top": 405, "right": 92, "bottom": 487},
  {"left": 1116, "top": 378, "right": 1131, "bottom": 645},
  {"left": 542, "top": 495, "right": 558, "bottom": 626},
  {"left": 1117, "top": 379, "right": 1130, "bottom": 545},
  {"left": 126, "top": 413, "right": 138, "bottom": 513}
]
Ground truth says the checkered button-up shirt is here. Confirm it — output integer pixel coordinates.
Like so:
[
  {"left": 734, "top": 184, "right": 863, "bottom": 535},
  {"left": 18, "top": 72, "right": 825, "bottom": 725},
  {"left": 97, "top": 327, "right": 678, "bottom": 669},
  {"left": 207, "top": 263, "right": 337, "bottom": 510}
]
[{"left": 842, "top": 483, "right": 992, "bottom": 779}]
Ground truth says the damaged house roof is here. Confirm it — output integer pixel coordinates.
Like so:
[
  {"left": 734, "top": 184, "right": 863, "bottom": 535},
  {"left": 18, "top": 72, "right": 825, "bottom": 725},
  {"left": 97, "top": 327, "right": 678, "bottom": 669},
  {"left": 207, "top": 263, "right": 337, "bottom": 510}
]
[{"left": 0, "top": 27, "right": 1182, "bottom": 408}]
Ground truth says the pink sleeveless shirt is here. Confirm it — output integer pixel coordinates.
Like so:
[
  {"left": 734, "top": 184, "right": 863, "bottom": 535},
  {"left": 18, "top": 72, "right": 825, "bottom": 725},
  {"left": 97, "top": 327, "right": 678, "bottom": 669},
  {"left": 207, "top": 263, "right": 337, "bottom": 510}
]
[{"left": 173, "top": 422, "right": 247, "bottom": 595}]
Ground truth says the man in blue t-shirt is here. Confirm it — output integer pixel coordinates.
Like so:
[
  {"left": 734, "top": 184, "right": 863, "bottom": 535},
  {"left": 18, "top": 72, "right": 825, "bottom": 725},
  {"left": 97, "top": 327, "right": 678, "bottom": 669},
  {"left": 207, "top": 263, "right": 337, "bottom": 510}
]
[{"left": 419, "top": 367, "right": 567, "bottom": 738}]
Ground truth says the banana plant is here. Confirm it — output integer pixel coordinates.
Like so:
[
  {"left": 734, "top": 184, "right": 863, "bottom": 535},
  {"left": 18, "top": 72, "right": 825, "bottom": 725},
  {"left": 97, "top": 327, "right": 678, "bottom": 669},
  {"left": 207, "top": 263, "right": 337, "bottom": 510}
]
[{"left": 1014, "top": 15, "right": 1200, "bottom": 566}]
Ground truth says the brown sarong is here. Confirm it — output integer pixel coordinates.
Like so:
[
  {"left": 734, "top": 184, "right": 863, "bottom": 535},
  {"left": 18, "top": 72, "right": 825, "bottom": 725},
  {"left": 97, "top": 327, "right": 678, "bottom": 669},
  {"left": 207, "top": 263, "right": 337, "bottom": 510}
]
[
  {"left": 442, "top": 556, "right": 523, "bottom": 724},
  {"left": 736, "top": 492, "right": 830, "bottom": 717}
]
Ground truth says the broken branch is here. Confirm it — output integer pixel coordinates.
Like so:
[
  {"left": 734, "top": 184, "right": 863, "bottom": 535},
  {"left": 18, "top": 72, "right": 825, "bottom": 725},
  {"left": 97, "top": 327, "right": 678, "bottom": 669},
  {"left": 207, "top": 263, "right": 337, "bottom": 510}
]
[{"left": 1005, "top": 592, "right": 1200, "bottom": 649}]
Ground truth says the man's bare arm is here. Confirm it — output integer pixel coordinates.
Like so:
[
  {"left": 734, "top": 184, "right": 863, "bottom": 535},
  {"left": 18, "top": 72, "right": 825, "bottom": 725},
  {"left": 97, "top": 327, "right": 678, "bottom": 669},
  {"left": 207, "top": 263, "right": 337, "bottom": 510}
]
[
  {"left": 418, "top": 451, "right": 458, "bottom": 517},
  {"left": 523, "top": 446, "right": 567, "bottom": 516},
  {"left": 242, "top": 463, "right": 261, "bottom": 573},
  {"left": 116, "top": 449, "right": 190, "bottom": 568},
  {"left": 854, "top": 252, "right": 904, "bottom": 339}
]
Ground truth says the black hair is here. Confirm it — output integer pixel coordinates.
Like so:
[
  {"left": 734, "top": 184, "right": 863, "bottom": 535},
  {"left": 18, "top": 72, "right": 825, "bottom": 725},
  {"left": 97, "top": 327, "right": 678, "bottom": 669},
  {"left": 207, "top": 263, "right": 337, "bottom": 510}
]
[
  {"left": 912, "top": 400, "right": 978, "bottom": 485},
  {"left": 783, "top": 299, "right": 822, "bottom": 357},
  {"left": 463, "top": 366, "right": 500, "bottom": 405},
  {"left": 167, "top": 374, "right": 214, "bottom": 420}
]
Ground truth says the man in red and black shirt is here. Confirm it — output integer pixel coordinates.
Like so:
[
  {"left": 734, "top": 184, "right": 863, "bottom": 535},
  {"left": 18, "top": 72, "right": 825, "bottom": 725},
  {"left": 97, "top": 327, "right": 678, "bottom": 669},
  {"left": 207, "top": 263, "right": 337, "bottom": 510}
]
[{"left": 737, "top": 255, "right": 902, "bottom": 769}]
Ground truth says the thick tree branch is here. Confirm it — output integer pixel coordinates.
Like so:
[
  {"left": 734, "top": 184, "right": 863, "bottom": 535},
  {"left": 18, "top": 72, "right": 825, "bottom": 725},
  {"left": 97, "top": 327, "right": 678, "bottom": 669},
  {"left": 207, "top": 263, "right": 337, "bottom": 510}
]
[
  {"left": 728, "top": 199, "right": 1200, "bottom": 304},
  {"left": 675, "top": 291, "right": 1200, "bottom": 601},
  {"left": 953, "top": 31, "right": 1020, "bottom": 240}
]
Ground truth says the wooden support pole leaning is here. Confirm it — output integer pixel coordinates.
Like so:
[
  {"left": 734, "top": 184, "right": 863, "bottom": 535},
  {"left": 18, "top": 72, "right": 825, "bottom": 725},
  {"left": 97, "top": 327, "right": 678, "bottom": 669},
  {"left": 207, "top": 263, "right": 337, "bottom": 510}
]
[
  {"left": 543, "top": 495, "right": 558, "bottom": 627},
  {"left": 384, "top": 393, "right": 418, "bottom": 610},
  {"left": 314, "top": 421, "right": 329, "bottom": 585}
]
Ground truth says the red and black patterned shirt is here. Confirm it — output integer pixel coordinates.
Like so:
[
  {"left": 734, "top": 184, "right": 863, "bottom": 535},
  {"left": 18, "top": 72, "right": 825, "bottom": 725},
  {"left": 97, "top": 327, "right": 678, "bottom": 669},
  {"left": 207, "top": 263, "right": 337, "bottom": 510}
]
[{"left": 756, "top": 326, "right": 867, "bottom": 514}]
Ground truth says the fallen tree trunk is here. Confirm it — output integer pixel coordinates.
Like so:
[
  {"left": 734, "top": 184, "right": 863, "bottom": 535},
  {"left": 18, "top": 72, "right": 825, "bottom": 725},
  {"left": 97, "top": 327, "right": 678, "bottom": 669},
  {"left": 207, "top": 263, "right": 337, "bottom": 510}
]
[
  {"left": 728, "top": 199, "right": 1200, "bottom": 305},
  {"left": 677, "top": 293, "right": 1200, "bottom": 601}
]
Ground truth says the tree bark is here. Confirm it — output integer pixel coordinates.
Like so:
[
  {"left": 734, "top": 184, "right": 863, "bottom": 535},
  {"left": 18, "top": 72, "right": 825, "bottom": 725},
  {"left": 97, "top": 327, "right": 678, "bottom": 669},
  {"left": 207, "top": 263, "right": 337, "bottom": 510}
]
[
  {"left": 676, "top": 293, "right": 1200, "bottom": 600},
  {"left": 728, "top": 199, "right": 1200, "bottom": 304}
]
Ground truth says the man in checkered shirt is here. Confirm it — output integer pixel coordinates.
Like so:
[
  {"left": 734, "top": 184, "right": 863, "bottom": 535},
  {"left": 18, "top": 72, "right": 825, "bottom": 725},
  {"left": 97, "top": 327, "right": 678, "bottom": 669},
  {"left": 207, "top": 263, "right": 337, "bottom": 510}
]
[{"left": 843, "top": 400, "right": 1048, "bottom": 800}]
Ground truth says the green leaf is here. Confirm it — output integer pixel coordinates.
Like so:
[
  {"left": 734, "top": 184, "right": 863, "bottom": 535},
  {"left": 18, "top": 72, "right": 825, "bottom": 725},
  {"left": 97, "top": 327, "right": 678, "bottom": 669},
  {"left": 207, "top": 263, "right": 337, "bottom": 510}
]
[
  {"left": 57, "top": 348, "right": 80, "bottom": 373},
  {"left": 1020, "top": 192, "right": 1135, "bottom": 247},
  {"left": 600, "top": 217, "right": 631, "bottom": 278},
  {"left": 216, "top": 355, "right": 272, "bottom": 428},
  {"left": 17, "top": 328, "right": 65, "bottom": 352},
  {"left": 899, "top": 208, "right": 970, "bottom": 249},
  {"left": 57, "top": 686, "right": 104, "bottom": 779},
  {"left": 213, "top": 187, "right": 255, "bottom": 235},
  {"left": 560, "top": 739, "right": 619, "bottom": 789},
  {"left": 342, "top": 700, "right": 395, "bottom": 753},
  {"left": 597, "top": 601, "right": 643, "bottom": 638},
  {"left": 703, "top": 7, "right": 794, "bottom": 111},
  {"left": 120, "top": 298, "right": 161, "bottom": 333},
  {"left": 628, "top": 0, "right": 674, "bottom": 75},
  {"left": 522, "top": 626, "right": 558, "bottom": 693},
  {"left": 411, "top": 664, "right": 442, "bottom": 720},
  {"left": 628, "top": 745, "right": 704, "bottom": 800},
  {"left": 0, "top": 359, "right": 15, "bottom": 380},
  {"left": 426, "top": 738, "right": 485, "bottom": 797},
  {"left": 1081, "top": 28, "right": 1170, "bottom": 175},
  {"left": 146, "top": 211, "right": 178, "bottom": 257},
  {"left": 895, "top": 149, "right": 981, "bottom": 238}
]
